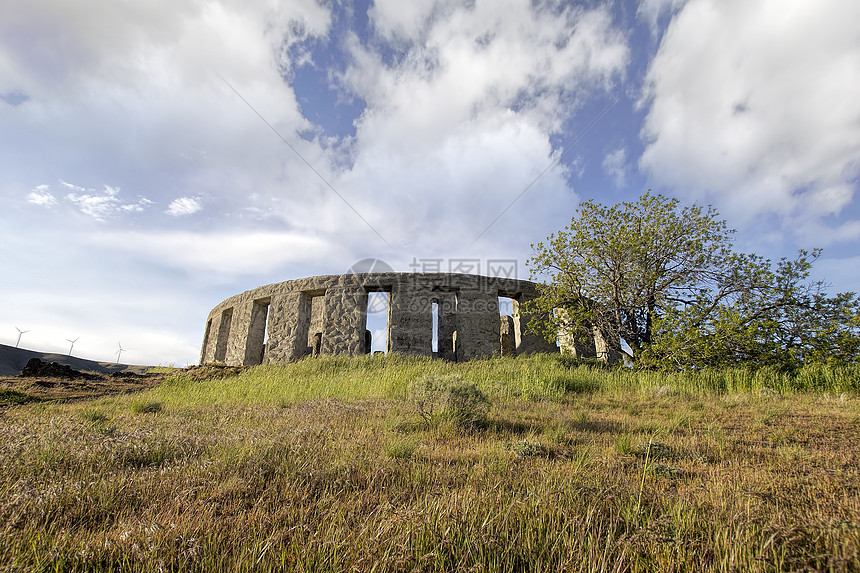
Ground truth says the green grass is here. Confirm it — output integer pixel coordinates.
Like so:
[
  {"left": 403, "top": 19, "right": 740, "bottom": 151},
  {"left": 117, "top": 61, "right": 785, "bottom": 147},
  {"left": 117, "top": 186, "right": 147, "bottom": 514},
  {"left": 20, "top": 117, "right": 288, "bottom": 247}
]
[
  {"left": 147, "top": 354, "right": 860, "bottom": 410},
  {"left": 1, "top": 354, "right": 859, "bottom": 571},
  {"left": 0, "top": 387, "right": 38, "bottom": 406}
]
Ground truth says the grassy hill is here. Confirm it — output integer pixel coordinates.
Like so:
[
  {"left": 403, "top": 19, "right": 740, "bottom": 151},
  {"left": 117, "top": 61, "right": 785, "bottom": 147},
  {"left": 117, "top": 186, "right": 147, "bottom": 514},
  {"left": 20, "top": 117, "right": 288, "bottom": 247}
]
[
  {"left": 1, "top": 354, "right": 858, "bottom": 571},
  {"left": 0, "top": 343, "right": 152, "bottom": 377}
]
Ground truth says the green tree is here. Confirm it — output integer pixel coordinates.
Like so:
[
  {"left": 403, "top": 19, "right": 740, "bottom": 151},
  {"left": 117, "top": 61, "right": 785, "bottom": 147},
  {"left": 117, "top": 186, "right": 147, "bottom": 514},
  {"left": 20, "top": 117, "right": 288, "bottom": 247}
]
[
  {"left": 526, "top": 192, "right": 860, "bottom": 369},
  {"left": 527, "top": 192, "right": 734, "bottom": 361},
  {"left": 643, "top": 249, "right": 860, "bottom": 369}
]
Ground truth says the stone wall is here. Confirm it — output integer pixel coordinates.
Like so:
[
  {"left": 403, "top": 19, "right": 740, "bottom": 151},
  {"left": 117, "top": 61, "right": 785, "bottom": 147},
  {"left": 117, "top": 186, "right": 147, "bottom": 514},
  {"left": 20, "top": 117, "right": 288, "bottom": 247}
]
[{"left": 200, "top": 272, "right": 572, "bottom": 366}]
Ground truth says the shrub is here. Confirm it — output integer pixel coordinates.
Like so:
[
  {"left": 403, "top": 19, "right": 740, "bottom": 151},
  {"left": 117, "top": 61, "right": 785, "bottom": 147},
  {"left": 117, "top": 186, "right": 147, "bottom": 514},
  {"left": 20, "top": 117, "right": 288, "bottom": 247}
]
[
  {"left": 0, "top": 388, "right": 37, "bottom": 406},
  {"left": 386, "top": 436, "right": 419, "bottom": 460},
  {"left": 440, "top": 380, "right": 491, "bottom": 428},
  {"left": 508, "top": 440, "right": 546, "bottom": 458},
  {"left": 407, "top": 374, "right": 491, "bottom": 430},
  {"left": 131, "top": 399, "right": 163, "bottom": 414}
]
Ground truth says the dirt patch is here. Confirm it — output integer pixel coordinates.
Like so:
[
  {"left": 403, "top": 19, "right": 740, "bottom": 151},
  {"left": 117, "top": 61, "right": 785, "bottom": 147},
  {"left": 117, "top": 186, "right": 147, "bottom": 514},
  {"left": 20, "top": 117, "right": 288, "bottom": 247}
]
[
  {"left": 19, "top": 358, "right": 101, "bottom": 380},
  {"left": 1, "top": 368, "right": 168, "bottom": 404}
]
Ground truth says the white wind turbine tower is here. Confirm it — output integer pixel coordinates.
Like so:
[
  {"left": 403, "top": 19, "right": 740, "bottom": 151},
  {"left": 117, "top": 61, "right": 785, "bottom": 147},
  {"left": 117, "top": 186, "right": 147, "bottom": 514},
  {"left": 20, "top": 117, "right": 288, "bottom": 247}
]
[
  {"left": 66, "top": 337, "right": 80, "bottom": 356},
  {"left": 14, "top": 327, "right": 30, "bottom": 348},
  {"left": 115, "top": 342, "right": 126, "bottom": 364}
]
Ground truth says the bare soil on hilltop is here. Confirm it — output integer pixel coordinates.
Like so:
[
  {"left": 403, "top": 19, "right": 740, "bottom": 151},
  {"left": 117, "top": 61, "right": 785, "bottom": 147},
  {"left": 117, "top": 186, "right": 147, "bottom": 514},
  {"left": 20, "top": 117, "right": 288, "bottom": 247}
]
[
  {"left": 0, "top": 343, "right": 171, "bottom": 403},
  {"left": 0, "top": 366, "right": 167, "bottom": 404},
  {"left": 0, "top": 343, "right": 154, "bottom": 377},
  {"left": 0, "top": 355, "right": 246, "bottom": 405}
]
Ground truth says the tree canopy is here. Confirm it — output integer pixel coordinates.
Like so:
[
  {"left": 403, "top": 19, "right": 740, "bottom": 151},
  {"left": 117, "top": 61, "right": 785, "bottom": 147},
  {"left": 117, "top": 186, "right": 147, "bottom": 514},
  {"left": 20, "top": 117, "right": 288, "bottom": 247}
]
[{"left": 526, "top": 193, "right": 860, "bottom": 370}]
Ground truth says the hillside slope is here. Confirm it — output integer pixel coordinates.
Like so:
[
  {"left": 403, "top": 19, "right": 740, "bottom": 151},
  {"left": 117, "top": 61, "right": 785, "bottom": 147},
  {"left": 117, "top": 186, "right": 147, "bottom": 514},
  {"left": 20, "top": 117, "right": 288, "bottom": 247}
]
[{"left": 0, "top": 343, "right": 152, "bottom": 376}]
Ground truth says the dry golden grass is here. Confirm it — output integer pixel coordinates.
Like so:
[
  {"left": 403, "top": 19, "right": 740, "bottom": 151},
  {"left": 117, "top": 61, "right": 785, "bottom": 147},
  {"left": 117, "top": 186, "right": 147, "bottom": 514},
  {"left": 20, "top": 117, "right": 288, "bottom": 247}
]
[{"left": 1, "top": 355, "right": 858, "bottom": 571}]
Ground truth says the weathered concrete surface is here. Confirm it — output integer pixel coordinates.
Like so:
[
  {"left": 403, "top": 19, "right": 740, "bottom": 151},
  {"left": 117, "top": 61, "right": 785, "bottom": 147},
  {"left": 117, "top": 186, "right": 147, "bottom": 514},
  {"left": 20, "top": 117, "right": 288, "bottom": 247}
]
[
  {"left": 594, "top": 325, "right": 626, "bottom": 364},
  {"left": 200, "top": 273, "right": 572, "bottom": 366},
  {"left": 500, "top": 316, "right": 515, "bottom": 356},
  {"left": 556, "top": 308, "right": 597, "bottom": 359}
]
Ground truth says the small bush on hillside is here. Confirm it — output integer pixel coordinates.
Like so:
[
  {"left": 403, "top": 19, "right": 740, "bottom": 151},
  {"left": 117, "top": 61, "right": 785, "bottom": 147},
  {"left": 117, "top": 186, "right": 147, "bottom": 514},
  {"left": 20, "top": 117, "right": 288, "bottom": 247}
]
[
  {"left": 131, "top": 399, "right": 163, "bottom": 414},
  {"left": 508, "top": 440, "right": 546, "bottom": 458},
  {"left": 554, "top": 354, "right": 617, "bottom": 370},
  {"left": 551, "top": 375, "right": 601, "bottom": 394},
  {"left": 441, "top": 380, "right": 491, "bottom": 428},
  {"left": 386, "top": 436, "right": 419, "bottom": 460},
  {"left": 0, "top": 388, "right": 37, "bottom": 406},
  {"left": 407, "top": 374, "right": 491, "bottom": 430},
  {"left": 81, "top": 407, "right": 109, "bottom": 423}
]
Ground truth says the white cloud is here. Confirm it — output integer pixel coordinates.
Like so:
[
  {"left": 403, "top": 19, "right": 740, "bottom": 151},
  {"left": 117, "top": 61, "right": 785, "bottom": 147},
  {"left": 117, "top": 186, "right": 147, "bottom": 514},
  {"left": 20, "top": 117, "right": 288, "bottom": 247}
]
[
  {"left": 334, "top": 0, "right": 629, "bottom": 251},
  {"left": 3, "top": 0, "right": 629, "bottom": 253},
  {"left": 602, "top": 147, "right": 627, "bottom": 188},
  {"left": 166, "top": 197, "right": 203, "bottom": 217},
  {"left": 348, "top": 2, "right": 629, "bottom": 142},
  {"left": 90, "top": 230, "right": 349, "bottom": 275},
  {"left": 637, "top": 0, "right": 689, "bottom": 32},
  {"left": 0, "top": 0, "right": 331, "bottom": 92},
  {"left": 640, "top": 0, "right": 860, "bottom": 239},
  {"left": 367, "top": 0, "right": 438, "bottom": 42},
  {"left": 0, "top": 0, "right": 336, "bottom": 231},
  {"left": 26, "top": 186, "right": 57, "bottom": 206},
  {"left": 58, "top": 182, "right": 152, "bottom": 221}
]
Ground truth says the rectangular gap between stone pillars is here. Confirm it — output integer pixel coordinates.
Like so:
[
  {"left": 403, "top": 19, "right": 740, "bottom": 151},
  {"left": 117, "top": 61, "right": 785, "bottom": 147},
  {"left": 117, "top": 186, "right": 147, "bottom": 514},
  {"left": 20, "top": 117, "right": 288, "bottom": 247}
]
[
  {"left": 247, "top": 298, "right": 270, "bottom": 365},
  {"left": 431, "top": 301, "right": 439, "bottom": 355},
  {"left": 499, "top": 296, "right": 515, "bottom": 356},
  {"left": 366, "top": 291, "right": 390, "bottom": 355},
  {"left": 307, "top": 294, "right": 325, "bottom": 356}
]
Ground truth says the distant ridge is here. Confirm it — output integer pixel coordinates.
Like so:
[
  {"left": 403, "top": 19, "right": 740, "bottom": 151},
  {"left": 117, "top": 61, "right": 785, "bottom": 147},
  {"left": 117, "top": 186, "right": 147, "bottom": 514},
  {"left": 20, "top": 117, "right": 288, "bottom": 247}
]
[{"left": 0, "top": 344, "right": 152, "bottom": 377}]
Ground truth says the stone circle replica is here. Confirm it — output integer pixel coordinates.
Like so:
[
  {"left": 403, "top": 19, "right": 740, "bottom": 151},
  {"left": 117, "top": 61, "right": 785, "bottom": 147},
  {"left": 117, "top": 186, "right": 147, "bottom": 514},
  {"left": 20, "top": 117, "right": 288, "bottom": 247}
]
[{"left": 200, "top": 272, "right": 615, "bottom": 365}]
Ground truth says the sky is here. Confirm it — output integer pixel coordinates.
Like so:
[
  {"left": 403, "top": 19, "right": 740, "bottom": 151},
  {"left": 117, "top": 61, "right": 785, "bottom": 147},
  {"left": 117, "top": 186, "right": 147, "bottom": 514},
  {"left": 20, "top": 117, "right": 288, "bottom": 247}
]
[{"left": 1, "top": 0, "right": 859, "bottom": 366}]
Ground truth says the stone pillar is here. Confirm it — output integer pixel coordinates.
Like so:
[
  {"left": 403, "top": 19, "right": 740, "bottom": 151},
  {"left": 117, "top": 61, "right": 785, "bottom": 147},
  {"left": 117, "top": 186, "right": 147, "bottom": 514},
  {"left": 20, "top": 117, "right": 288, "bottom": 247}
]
[
  {"left": 223, "top": 302, "right": 254, "bottom": 366},
  {"left": 200, "top": 316, "right": 216, "bottom": 364},
  {"left": 500, "top": 315, "right": 515, "bottom": 356},
  {"left": 263, "top": 292, "right": 311, "bottom": 363},
  {"left": 456, "top": 291, "right": 500, "bottom": 360},
  {"left": 556, "top": 307, "right": 596, "bottom": 358},
  {"left": 389, "top": 284, "right": 433, "bottom": 356},
  {"left": 322, "top": 286, "right": 367, "bottom": 355},
  {"left": 558, "top": 327, "right": 597, "bottom": 358},
  {"left": 213, "top": 307, "right": 233, "bottom": 363},
  {"left": 594, "top": 324, "right": 625, "bottom": 364},
  {"left": 512, "top": 297, "right": 558, "bottom": 355},
  {"left": 243, "top": 299, "right": 270, "bottom": 366}
]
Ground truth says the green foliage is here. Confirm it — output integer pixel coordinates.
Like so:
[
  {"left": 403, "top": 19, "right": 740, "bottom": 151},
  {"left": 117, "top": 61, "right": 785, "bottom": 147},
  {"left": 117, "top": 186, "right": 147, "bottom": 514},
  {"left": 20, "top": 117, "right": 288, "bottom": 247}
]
[
  {"left": 642, "top": 249, "right": 860, "bottom": 371},
  {"left": 81, "top": 407, "right": 109, "bottom": 424},
  {"left": 131, "top": 399, "right": 163, "bottom": 414},
  {"left": 0, "top": 388, "right": 38, "bottom": 406},
  {"left": 385, "top": 436, "right": 419, "bottom": 460},
  {"left": 527, "top": 192, "right": 734, "bottom": 360},
  {"left": 508, "top": 440, "right": 547, "bottom": 458},
  {"left": 528, "top": 192, "right": 860, "bottom": 370},
  {"left": 407, "top": 373, "right": 491, "bottom": 429}
]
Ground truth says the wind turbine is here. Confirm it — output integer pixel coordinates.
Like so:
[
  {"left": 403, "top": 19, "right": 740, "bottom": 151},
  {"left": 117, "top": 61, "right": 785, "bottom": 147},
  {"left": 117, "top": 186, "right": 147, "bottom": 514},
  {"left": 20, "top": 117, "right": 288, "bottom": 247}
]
[
  {"left": 14, "top": 327, "right": 29, "bottom": 348},
  {"left": 66, "top": 337, "right": 80, "bottom": 356},
  {"left": 115, "top": 342, "right": 126, "bottom": 364}
]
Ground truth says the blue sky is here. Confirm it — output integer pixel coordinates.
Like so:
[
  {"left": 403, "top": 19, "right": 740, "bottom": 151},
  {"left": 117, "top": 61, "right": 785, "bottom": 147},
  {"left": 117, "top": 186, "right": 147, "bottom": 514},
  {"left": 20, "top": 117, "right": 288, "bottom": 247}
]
[{"left": 1, "top": 0, "right": 859, "bottom": 365}]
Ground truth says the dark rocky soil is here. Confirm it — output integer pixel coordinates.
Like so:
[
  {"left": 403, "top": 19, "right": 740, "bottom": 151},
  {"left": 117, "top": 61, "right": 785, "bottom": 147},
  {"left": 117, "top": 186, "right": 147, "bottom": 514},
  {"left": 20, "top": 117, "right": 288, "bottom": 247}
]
[{"left": 1, "top": 358, "right": 169, "bottom": 404}]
